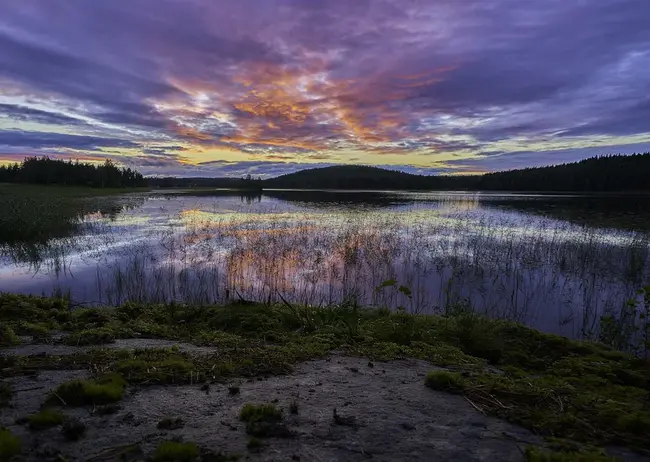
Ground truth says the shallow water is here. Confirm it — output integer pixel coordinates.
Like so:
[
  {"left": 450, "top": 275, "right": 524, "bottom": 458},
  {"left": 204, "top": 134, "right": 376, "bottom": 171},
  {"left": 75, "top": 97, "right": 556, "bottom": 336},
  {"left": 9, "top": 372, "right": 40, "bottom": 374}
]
[{"left": 1, "top": 189, "right": 649, "bottom": 338}]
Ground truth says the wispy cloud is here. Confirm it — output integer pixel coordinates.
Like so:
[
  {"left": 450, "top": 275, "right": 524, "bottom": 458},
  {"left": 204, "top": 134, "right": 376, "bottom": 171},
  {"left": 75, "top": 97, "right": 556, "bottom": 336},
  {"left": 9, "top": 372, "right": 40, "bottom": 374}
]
[{"left": 0, "top": 0, "right": 648, "bottom": 176}]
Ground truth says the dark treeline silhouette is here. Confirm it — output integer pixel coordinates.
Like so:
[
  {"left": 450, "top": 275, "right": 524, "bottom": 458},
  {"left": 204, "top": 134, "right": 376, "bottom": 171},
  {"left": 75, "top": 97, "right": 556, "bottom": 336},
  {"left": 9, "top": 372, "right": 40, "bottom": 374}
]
[
  {"left": 0, "top": 157, "right": 147, "bottom": 188},
  {"left": 263, "top": 154, "right": 650, "bottom": 192},
  {"left": 148, "top": 175, "right": 262, "bottom": 190}
]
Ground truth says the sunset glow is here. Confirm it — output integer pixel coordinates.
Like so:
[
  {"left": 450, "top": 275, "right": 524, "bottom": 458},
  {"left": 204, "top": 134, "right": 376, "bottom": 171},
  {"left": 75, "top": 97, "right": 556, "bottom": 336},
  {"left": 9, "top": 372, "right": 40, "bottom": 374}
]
[{"left": 1, "top": 1, "right": 649, "bottom": 177}]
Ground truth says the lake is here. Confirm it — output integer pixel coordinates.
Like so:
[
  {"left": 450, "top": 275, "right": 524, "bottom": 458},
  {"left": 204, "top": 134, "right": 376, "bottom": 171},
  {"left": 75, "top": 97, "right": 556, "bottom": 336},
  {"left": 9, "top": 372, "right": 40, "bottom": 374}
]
[{"left": 1, "top": 189, "right": 649, "bottom": 340}]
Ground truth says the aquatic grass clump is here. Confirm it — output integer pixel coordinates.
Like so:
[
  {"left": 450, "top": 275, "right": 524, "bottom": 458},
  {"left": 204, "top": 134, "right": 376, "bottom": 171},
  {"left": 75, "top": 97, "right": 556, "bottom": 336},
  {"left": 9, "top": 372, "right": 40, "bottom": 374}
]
[
  {"left": 153, "top": 441, "right": 199, "bottom": 462},
  {"left": 424, "top": 371, "right": 465, "bottom": 393},
  {"left": 0, "top": 428, "right": 21, "bottom": 459},
  {"left": 26, "top": 409, "right": 65, "bottom": 430},
  {"left": 52, "top": 373, "right": 126, "bottom": 406}
]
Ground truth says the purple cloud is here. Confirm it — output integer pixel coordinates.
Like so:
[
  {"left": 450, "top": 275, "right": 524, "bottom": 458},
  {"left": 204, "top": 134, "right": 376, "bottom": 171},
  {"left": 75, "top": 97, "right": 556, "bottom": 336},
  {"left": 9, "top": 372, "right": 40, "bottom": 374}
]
[{"left": 0, "top": 0, "right": 648, "bottom": 176}]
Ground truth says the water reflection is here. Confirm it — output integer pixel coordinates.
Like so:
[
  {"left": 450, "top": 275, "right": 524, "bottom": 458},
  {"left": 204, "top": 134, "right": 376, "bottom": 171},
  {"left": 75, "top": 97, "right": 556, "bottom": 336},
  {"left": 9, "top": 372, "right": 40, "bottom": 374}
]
[{"left": 1, "top": 190, "right": 649, "bottom": 341}]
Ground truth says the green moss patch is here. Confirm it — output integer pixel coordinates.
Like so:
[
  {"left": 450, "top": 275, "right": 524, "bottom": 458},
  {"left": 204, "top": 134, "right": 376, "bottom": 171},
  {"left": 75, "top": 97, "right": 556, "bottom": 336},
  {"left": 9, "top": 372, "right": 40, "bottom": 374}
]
[
  {"left": 424, "top": 371, "right": 465, "bottom": 393},
  {"left": 0, "top": 325, "right": 20, "bottom": 346},
  {"left": 26, "top": 409, "right": 65, "bottom": 430},
  {"left": 52, "top": 373, "right": 126, "bottom": 406},
  {"left": 153, "top": 441, "right": 199, "bottom": 462},
  {"left": 239, "top": 403, "right": 291, "bottom": 438},
  {"left": 2, "top": 293, "right": 649, "bottom": 453}
]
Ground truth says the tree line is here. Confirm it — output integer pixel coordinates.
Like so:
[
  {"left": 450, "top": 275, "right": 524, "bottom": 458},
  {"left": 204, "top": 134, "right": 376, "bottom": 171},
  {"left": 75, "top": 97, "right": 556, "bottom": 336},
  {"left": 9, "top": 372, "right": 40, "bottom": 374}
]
[
  {"left": 0, "top": 157, "right": 147, "bottom": 188},
  {"left": 264, "top": 153, "right": 650, "bottom": 192}
]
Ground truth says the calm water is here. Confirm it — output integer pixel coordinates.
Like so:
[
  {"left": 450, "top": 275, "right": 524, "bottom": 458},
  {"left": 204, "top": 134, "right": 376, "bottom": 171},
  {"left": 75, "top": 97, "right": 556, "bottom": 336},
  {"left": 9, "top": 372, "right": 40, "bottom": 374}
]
[{"left": 1, "top": 190, "right": 649, "bottom": 339}]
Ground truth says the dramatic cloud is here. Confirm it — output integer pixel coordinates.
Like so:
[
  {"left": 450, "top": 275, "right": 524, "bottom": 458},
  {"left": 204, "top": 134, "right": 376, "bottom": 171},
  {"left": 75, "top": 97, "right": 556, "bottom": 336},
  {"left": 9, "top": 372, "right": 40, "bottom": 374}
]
[{"left": 0, "top": 0, "right": 648, "bottom": 176}]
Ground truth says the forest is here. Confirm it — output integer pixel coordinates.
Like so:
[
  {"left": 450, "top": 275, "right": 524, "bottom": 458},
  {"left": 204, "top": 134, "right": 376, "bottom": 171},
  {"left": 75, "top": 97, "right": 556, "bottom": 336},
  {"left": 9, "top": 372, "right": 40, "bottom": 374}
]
[
  {"left": 264, "top": 153, "right": 650, "bottom": 192},
  {"left": 1, "top": 153, "right": 649, "bottom": 192},
  {"left": 0, "top": 157, "right": 147, "bottom": 188}
]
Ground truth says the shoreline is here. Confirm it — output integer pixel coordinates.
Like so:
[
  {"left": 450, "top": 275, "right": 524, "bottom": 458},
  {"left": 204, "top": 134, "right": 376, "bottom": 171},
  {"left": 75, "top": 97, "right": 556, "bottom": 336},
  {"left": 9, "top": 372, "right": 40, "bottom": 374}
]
[{"left": 1, "top": 294, "right": 649, "bottom": 461}]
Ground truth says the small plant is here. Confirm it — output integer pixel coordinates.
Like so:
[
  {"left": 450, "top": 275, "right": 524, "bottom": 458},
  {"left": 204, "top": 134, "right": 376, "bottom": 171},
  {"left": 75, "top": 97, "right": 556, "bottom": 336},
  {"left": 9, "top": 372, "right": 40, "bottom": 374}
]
[
  {"left": 62, "top": 327, "right": 115, "bottom": 346},
  {"left": 239, "top": 403, "right": 283, "bottom": 423},
  {"left": 157, "top": 417, "right": 185, "bottom": 430},
  {"left": 61, "top": 418, "right": 86, "bottom": 441},
  {"left": 0, "top": 325, "right": 20, "bottom": 346},
  {"left": 27, "top": 409, "right": 65, "bottom": 430},
  {"left": 153, "top": 441, "right": 199, "bottom": 462},
  {"left": 228, "top": 386, "right": 240, "bottom": 396},
  {"left": 424, "top": 371, "right": 465, "bottom": 393},
  {"left": 0, "top": 428, "right": 22, "bottom": 459},
  {"left": 239, "top": 403, "right": 291, "bottom": 437},
  {"left": 52, "top": 373, "right": 126, "bottom": 406}
]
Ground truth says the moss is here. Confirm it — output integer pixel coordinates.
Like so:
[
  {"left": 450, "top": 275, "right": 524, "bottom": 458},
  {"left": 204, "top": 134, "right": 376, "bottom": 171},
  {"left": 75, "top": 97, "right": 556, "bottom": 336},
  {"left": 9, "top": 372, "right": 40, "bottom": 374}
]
[
  {"left": 52, "top": 373, "right": 126, "bottom": 406},
  {"left": 0, "top": 325, "right": 20, "bottom": 346},
  {"left": 115, "top": 357, "right": 192, "bottom": 384},
  {"left": 153, "top": 441, "right": 199, "bottom": 462},
  {"left": 2, "top": 294, "right": 649, "bottom": 452},
  {"left": 62, "top": 327, "right": 116, "bottom": 346},
  {"left": 17, "top": 322, "right": 51, "bottom": 341},
  {"left": 524, "top": 446, "right": 618, "bottom": 461},
  {"left": 0, "top": 428, "right": 21, "bottom": 459},
  {"left": 240, "top": 403, "right": 283, "bottom": 423},
  {"left": 26, "top": 409, "right": 65, "bottom": 430},
  {"left": 425, "top": 371, "right": 465, "bottom": 393},
  {"left": 239, "top": 403, "right": 291, "bottom": 437}
]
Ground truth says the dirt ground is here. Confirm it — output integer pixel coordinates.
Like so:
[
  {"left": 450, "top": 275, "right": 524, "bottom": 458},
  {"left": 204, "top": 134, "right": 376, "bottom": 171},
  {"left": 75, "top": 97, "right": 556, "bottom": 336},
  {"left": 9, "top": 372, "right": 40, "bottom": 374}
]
[{"left": 1, "top": 341, "right": 647, "bottom": 461}]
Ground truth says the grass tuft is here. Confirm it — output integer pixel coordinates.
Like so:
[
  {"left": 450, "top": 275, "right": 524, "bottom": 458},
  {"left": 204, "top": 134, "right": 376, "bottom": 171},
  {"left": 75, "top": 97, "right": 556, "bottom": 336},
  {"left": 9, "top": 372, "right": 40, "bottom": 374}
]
[
  {"left": 0, "top": 325, "right": 20, "bottom": 346},
  {"left": 425, "top": 371, "right": 465, "bottom": 393},
  {"left": 153, "top": 441, "right": 199, "bottom": 462},
  {"left": 26, "top": 409, "right": 65, "bottom": 430},
  {"left": 52, "top": 373, "right": 126, "bottom": 406},
  {"left": 239, "top": 403, "right": 291, "bottom": 437},
  {"left": 62, "top": 327, "right": 115, "bottom": 346}
]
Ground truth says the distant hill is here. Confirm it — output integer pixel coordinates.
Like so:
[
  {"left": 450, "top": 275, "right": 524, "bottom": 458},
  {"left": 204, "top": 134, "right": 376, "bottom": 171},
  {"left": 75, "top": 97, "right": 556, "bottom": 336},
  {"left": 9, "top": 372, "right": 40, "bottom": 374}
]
[
  {"left": 262, "top": 153, "right": 650, "bottom": 192},
  {"left": 262, "top": 165, "right": 435, "bottom": 190}
]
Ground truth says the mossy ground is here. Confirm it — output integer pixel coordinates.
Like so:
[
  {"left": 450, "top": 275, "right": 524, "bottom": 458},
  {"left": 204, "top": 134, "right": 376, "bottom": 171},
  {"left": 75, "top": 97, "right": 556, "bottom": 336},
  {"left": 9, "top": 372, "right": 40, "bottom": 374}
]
[{"left": 1, "top": 293, "right": 649, "bottom": 457}]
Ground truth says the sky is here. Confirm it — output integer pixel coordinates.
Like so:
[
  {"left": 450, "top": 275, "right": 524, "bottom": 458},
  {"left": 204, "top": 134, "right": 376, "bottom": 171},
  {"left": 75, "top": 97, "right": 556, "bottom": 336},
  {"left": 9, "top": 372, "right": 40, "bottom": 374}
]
[{"left": 1, "top": 0, "right": 649, "bottom": 178}]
